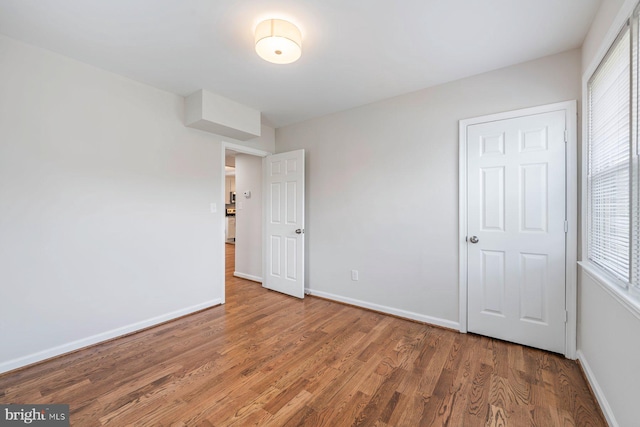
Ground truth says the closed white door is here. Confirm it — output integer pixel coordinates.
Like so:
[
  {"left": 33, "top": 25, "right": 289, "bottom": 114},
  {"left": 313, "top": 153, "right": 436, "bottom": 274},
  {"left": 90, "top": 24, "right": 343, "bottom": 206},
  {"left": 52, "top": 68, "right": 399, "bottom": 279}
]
[
  {"left": 466, "top": 110, "right": 566, "bottom": 354},
  {"left": 264, "top": 149, "right": 305, "bottom": 298}
]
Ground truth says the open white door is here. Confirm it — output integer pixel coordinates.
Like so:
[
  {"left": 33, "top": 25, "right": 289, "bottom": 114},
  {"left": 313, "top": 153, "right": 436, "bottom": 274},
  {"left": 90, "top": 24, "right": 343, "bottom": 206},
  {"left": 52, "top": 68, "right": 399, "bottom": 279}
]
[{"left": 263, "top": 149, "right": 305, "bottom": 298}]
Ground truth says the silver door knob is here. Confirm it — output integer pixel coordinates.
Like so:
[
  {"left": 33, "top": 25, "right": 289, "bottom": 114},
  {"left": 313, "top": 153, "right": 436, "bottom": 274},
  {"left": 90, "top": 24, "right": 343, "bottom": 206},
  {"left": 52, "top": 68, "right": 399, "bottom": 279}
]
[
  {"left": 295, "top": 229, "right": 304, "bottom": 234},
  {"left": 469, "top": 236, "right": 479, "bottom": 244}
]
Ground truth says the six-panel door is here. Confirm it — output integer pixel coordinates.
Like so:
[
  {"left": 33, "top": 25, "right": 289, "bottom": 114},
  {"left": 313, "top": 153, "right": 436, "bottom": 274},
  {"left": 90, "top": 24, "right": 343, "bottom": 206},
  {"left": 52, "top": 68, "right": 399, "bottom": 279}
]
[
  {"left": 264, "top": 149, "right": 305, "bottom": 298},
  {"left": 467, "top": 111, "right": 566, "bottom": 354}
]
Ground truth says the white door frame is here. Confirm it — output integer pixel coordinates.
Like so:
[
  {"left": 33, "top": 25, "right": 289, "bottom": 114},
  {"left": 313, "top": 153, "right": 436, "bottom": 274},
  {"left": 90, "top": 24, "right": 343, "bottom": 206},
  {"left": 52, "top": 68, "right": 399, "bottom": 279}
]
[
  {"left": 220, "top": 142, "right": 272, "bottom": 304},
  {"left": 458, "top": 100, "right": 578, "bottom": 358}
]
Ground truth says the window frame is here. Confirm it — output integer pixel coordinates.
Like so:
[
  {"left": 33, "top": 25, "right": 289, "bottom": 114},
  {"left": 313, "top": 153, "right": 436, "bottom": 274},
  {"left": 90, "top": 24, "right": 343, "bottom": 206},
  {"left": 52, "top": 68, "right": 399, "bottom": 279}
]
[{"left": 581, "top": 2, "right": 640, "bottom": 316}]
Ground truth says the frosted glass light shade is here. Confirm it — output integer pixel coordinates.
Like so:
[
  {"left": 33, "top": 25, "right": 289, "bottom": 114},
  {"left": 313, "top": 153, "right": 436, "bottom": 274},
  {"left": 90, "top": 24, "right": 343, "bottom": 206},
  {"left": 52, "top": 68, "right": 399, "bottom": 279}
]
[{"left": 255, "top": 19, "right": 302, "bottom": 64}]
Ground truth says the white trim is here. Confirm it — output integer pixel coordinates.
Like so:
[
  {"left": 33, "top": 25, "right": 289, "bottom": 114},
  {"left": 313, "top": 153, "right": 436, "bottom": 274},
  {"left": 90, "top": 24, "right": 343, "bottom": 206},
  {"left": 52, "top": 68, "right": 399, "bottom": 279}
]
[
  {"left": 458, "top": 100, "right": 578, "bottom": 359},
  {"left": 576, "top": 349, "right": 619, "bottom": 427},
  {"left": 579, "top": 261, "right": 640, "bottom": 320},
  {"left": 233, "top": 271, "right": 263, "bottom": 283},
  {"left": 223, "top": 141, "right": 272, "bottom": 158},
  {"left": 0, "top": 299, "right": 222, "bottom": 375},
  {"left": 307, "top": 289, "right": 460, "bottom": 330},
  {"left": 564, "top": 101, "right": 579, "bottom": 360},
  {"left": 458, "top": 119, "right": 468, "bottom": 333},
  {"left": 262, "top": 155, "right": 268, "bottom": 299},
  {"left": 221, "top": 142, "right": 271, "bottom": 305}
]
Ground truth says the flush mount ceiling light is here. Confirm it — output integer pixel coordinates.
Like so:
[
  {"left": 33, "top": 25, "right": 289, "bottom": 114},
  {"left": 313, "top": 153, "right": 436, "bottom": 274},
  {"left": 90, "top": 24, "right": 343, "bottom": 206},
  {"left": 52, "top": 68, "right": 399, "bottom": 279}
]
[{"left": 254, "top": 19, "right": 302, "bottom": 64}]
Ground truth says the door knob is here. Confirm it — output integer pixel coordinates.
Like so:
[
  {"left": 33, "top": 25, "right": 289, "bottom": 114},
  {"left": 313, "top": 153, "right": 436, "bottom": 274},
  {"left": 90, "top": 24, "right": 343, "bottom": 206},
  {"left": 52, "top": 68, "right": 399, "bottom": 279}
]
[
  {"left": 295, "top": 229, "right": 304, "bottom": 234},
  {"left": 469, "top": 236, "right": 479, "bottom": 244}
]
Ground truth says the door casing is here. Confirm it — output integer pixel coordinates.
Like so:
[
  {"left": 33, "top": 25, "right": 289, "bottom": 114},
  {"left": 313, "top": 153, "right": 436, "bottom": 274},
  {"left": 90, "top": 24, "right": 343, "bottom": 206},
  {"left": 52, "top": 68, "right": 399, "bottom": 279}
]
[{"left": 458, "top": 100, "right": 578, "bottom": 359}]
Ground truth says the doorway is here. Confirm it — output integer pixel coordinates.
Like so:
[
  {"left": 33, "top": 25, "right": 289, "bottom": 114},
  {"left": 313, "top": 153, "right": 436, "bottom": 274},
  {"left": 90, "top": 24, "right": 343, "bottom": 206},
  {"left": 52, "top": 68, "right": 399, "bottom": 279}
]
[
  {"left": 458, "top": 101, "right": 577, "bottom": 357},
  {"left": 221, "top": 143, "right": 270, "bottom": 303},
  {"left": 220, "top": 144, "right": 307, "bottom": 302}
]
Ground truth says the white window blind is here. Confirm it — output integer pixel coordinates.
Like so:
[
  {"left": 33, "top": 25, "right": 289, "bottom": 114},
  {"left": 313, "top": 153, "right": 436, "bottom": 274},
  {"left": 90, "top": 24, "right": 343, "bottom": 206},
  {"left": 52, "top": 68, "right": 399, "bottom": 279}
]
[
  {"left": 633, "top": 14, "right": 640, "bottom": 291},
  {"left": 587, "top": 26, "right": 631, "bottom": 285}
]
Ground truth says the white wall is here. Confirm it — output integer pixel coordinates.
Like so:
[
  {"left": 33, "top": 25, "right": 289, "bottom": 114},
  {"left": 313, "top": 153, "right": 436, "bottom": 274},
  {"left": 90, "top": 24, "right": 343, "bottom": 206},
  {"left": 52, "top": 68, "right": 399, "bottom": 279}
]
[
  {"left": 254, "top": 125, "right": 276, "bottom": 153},
  {"left": 577, "top": 269, "right": 640, "bottom": 427},
  {"left": 276, "top": 49, "right": 581, "bottom": 327},
  {"left": 581, "top": 0, "right": 627, "bottom": 73},
  {"left": 234, "top": 154, "right": 263, "bottom": 281},
  {"left": 0, "top": 34, "right": 267, "bottom": 373},
  {"left": 577, "top": 1, "right": 640, "bottom": 426}
]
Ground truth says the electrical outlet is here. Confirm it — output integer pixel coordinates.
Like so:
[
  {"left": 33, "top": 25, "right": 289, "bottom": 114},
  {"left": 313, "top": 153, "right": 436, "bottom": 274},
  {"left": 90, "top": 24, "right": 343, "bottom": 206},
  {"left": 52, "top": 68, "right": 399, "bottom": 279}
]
[{"left": 351, "top": 270, "right": 359, "bottom": 281}]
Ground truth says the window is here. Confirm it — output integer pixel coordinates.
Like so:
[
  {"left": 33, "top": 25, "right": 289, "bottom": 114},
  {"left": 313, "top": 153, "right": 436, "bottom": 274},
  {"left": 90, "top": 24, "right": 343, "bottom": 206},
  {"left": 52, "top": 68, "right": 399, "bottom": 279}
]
[
  {"left": 588, "top": 26, "right": 631, "bottom": 284},
  {"left": 587, "top": 8, "right": 640, "bottom": 298}
]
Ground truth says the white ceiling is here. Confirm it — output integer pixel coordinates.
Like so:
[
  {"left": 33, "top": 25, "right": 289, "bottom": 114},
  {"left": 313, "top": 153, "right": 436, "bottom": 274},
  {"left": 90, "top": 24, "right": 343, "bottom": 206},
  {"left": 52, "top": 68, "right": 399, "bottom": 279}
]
[{"left": 0, "top": 0, "right": 601, "bottom": 128}]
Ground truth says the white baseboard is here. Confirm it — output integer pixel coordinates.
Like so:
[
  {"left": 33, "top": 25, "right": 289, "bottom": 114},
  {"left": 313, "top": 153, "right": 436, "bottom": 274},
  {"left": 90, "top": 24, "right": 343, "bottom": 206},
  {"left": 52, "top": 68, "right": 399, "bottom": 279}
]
[
  {"left": 576, "top": 349, "right": 618, "bottom": 427},
  {"left": 306, "top": 289, "right": 460, "bottom": 330},
  {"left": 234, "top": 271, "right": 263, "bottom": 283},
  {"left": 0, "top": 299, "right": 223, "bottom": 375}
]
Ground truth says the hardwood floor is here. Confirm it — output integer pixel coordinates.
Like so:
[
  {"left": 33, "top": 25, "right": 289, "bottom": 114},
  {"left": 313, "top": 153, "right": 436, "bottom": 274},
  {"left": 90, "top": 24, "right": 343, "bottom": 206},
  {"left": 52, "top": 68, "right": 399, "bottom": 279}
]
[{"left": 0, "top": 244, "right": 605, "bottom": 426}]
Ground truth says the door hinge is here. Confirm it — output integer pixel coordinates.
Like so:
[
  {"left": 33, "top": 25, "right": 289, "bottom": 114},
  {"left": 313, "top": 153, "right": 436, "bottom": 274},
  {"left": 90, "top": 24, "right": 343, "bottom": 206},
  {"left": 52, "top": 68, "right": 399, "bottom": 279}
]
[
  {"left": 564, "top": 220, "right": 568, "bottom": 233},
  {"left": 564, "top": 129, "right": 568, "bottom": 143}
]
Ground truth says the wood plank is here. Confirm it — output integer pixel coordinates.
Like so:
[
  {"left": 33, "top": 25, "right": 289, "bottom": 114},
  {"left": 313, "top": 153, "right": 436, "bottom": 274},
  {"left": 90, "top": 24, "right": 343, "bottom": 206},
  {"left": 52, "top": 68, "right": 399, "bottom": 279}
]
[{"left": 0, "top": 244, "right": 606, "bottom": 426}]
